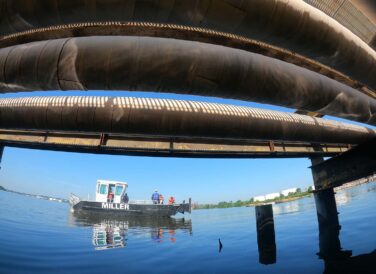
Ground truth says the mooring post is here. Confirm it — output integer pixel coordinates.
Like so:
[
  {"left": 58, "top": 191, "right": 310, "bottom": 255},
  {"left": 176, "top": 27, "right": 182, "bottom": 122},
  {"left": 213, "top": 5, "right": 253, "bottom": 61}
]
[{"left": 255, "top": 204, "right": 276, "bottom": 264}]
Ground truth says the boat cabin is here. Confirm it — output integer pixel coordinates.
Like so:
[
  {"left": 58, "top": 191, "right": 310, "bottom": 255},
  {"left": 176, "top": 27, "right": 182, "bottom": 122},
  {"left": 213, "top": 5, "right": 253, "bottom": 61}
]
[{"left": 96, "top": 180, "right": 128, "bottom": 203}]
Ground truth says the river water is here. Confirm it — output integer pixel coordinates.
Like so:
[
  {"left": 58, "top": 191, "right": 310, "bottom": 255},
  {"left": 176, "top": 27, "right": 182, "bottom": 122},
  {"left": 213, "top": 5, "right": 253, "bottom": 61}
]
[{"left": 0, "top": 183, "right": 375, "bottom": 274}]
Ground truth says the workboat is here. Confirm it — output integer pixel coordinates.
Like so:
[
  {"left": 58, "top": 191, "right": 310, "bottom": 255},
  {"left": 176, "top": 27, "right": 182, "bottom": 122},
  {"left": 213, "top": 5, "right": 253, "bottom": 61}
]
[{"left": 69, "top": 180, "right": 191, "bottom": 217}]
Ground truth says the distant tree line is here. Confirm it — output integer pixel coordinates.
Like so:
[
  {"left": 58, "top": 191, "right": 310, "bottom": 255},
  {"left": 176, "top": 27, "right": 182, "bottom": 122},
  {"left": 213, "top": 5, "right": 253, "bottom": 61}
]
[
  {"left": 194, "top": 187, "right": 313, "bottom": 210},
  {"left": 195, "top": 199, "right": 254, "bottom": 209}
]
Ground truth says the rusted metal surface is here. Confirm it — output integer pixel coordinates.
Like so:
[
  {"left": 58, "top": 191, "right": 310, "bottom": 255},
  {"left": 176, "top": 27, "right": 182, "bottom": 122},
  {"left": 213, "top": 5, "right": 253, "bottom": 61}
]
[
  {"left": 0, "top": 96, "right": 375, "bottom": 145},
  {"left": 310, "top": 139, "right": 376, "bottom": 189},
  {"left": 0, "top": 37, "right": 375, "bottom": 125},
  {"left": 0, "top": 0, "right": 375, "bottom": 90},
  {"left": 0, "top": 129, "right": 352, "bottom": 158},
  {"left": 295, "top": 110, "right": 325, "bottom": 118},
  {"left": 0, "top": 22, "right": 373, "bottom": 97}
]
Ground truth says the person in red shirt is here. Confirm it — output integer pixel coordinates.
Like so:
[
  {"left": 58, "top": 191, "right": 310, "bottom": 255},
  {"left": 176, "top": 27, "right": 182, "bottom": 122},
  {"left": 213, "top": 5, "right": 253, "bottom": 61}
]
[
  {"left": 168, "top": 196, "right": 175, "bottom": 205},
  {"left": 107, "top": 189, "right": 114, "bottom": 203}
]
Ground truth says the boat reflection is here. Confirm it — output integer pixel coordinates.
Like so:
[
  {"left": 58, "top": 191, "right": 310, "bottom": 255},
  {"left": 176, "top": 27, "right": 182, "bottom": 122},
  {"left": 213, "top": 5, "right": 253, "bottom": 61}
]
[
  {"left": 92, "top": 219, "right": 128, "bottom": 250},
  {"left": 68, "top": 212, "right": 192, "bottom": 250}
]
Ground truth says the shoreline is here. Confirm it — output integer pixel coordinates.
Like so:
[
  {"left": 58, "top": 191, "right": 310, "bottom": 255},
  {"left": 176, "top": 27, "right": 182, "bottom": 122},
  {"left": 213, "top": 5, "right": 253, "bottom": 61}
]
[
  {"left": 246, "top": 192, "right": 311, "bottom": 207},
  {"left": 195, "top": 179, "right": 375, "bottom": 210}
]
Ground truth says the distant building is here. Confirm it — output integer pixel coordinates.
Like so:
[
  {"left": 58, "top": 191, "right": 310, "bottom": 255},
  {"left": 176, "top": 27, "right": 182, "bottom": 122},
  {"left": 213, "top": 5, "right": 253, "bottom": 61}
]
[
  {"left": 265, "top": 193, "right": 280, "bottom": 200},
  {"left": 281, "top": 188, "right": 298, "bottom": 196},
  {"left": 254, "top": 195, "right": 266, "bottom": 202}
]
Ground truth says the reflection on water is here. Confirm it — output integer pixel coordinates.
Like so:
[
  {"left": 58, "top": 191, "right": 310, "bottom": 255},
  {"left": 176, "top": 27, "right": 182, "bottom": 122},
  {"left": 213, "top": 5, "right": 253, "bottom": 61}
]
[
  {"left": 335, "top": 191, "right": 351, "bottom": 206},
  {"left": 0, "top": 183, "right": 375, "bottom": 273},
  {"left": 253, "top": 185, "right": 376, "bottom": 273},
  {"left": 318, "top": 214, "right": 376, "bottom": 274},
  {"left": 92, "top": 220, "right": 128, "bottom": 250},
  {"left": 68, "top": 212, "right": 192, "bottom": 250},
  {"left": 314, "top": 188, "right": 376, "bottom": 274},
  {"left": 319, "top": 216, "right": 376, "bottom": 274},
  {"left": 335, "top": 183, "right": 376, "bottom": 206},
  {"left": 273, "top": 200, "right": 301, "bottom": 215}
]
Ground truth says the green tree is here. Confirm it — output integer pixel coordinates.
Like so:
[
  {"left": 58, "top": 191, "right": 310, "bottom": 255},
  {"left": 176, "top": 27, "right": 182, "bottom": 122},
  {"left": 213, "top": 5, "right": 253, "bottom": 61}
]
[{"left": 234, "top": 200, "right": 242, "bottom": 207}]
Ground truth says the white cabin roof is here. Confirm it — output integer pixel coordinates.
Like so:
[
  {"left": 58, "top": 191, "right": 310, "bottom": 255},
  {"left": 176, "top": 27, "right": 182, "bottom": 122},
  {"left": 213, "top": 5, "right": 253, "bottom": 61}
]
[{"left": 97, "top": 180, "right": 128, "bottom": 186}]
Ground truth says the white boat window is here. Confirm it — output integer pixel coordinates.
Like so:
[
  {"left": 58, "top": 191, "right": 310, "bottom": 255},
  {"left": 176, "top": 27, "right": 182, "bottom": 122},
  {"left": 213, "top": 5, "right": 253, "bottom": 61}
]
[
  {"left": 115, "top": 186, "right": 123, "bottom": 196},
  {"left": 99, "top": 184, "right": 108, "bottom": 194}
]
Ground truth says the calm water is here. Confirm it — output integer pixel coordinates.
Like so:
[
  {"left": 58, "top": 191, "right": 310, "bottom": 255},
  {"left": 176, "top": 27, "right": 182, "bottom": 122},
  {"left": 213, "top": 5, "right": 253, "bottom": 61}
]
[{"left": 0, "top": 183, "right": 375, "bottom": 274}]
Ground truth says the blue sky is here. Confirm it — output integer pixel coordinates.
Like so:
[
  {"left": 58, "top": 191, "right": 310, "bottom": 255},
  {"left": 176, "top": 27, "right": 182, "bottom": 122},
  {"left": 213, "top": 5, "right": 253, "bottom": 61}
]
[{"left": 0, "top": 90, "right": 371, "bottom": 203}]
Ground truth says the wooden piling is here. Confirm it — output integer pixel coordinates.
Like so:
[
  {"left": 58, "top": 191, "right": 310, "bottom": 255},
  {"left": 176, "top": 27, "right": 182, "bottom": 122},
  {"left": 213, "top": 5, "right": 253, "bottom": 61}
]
[{"left": 255, "top": 204, "right": 276, "bottom": 264}]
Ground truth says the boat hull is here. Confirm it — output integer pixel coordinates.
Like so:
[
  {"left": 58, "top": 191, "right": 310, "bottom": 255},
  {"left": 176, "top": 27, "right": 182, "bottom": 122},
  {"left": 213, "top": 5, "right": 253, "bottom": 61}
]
[{"left": 72, "top": 201, "right": 191, "bottom": 217}]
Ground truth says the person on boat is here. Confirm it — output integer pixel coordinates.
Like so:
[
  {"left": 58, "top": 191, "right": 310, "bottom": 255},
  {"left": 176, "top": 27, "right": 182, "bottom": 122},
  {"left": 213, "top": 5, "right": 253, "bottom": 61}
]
[
  {"left": 122, "top": 193, "right": 129, "bottom": 204},
  {"left": 159, "top": 194, "right": 164, "bottom": 205},
  {"left": 152, "top": 190, "right": 159, "bottom": 204},
  {"left": 168, "top": 196, "right": 175, "bottom": 205},
  {"left": 107, "top": 189, "right": 114, "bottom": 203}
]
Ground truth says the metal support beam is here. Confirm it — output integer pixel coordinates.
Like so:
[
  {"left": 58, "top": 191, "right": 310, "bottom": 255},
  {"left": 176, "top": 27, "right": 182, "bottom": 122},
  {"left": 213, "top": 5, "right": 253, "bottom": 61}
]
[
  {"left": 310, "top": 152, "right": 376, "bottom": 272},
  {"left": 311, "top": 139, "right": 376, "bottom": 189},
  {"left": 310, "top": 151, "right": 346, "bottom": 258},
  {"left": 0, "top": 129, "right": 351, "bottom": 158}
]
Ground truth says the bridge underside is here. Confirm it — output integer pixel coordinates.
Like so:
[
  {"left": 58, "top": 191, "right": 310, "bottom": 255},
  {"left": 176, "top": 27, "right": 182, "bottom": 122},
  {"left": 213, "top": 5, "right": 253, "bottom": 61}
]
[
  {"left": 0, "top": 129, "right": 350, "bottom": 158},
  {"left": 0, "top": 1, "right": 375, "bottom": 126},
  {"left": 0, "top": 0, "right": 375, "bottom": 160}
]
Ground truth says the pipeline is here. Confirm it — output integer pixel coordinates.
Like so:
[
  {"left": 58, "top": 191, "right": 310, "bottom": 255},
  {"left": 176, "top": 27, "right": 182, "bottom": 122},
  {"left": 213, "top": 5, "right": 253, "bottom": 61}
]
[
  {"left": 0, "top": 96, "right": 374, "bottom": 144},
  {"left": 0, "top": 36, "right": 375, "bottom": 125}
]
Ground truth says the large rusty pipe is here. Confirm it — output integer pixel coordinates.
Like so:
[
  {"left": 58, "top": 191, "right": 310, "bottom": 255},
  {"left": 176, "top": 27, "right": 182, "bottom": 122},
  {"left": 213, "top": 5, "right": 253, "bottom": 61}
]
[
  {"left": 0, "top": 36, "right": 375, "bottom": 125},
  {"left": 0, "top": 22, "right": 372, "bottom": 97},
  {"left": 0, "top": 0, "right": 375, "bottom": 90},
  {"left": 0, "top": 96, "right": 374, "bottom": 145}
]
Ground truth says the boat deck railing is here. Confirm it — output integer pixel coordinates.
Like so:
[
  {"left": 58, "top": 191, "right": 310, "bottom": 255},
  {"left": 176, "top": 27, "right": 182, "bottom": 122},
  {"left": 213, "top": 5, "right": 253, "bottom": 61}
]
[{"left": 129, "top": 200, "right": 154, "bottom": 205}]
